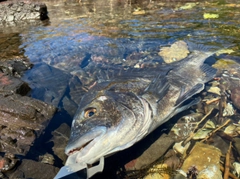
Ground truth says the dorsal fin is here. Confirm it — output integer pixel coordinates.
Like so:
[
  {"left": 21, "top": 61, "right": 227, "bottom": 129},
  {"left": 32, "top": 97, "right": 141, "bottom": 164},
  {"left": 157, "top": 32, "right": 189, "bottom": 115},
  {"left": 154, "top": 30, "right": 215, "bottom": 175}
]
[
  {"left": 186, "top": 41, "right": 217, "bottom": 52},
  {"left": 143, "top": 69, "right": 172, "bottom": 102}
]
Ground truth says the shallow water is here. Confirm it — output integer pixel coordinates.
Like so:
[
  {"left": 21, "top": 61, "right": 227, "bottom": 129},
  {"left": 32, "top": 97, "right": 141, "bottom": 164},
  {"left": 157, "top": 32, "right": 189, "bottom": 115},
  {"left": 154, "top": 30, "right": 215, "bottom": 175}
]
[{"left": 1, "top": 0, "right": 240, "bottom": 178}]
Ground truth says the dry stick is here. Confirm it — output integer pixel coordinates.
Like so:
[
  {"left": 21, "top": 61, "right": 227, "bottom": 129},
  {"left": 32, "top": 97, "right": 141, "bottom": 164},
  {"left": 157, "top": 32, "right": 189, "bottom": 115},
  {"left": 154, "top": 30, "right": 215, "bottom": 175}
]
[
  {"left": 224, "top": 142, "right": 232, "bottom": 179},
  {"left": 220, "top": 165, "right": 238, "bottom": 179},
  {"left": 182, "top": 108, "right": 214, "bottom": 146},
  {"left": 200, "top": 119, "right": 231, "bottom": 143},
  {"left": 205, "top": 97, "right": 220, "bottom": 105}
]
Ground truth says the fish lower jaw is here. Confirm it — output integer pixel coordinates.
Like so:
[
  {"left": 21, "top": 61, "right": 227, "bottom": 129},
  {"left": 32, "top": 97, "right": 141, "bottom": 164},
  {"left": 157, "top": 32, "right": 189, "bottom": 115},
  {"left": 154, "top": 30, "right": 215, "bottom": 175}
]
[{"left": 67, "top": 139, "right": 94, "bottom": 156}]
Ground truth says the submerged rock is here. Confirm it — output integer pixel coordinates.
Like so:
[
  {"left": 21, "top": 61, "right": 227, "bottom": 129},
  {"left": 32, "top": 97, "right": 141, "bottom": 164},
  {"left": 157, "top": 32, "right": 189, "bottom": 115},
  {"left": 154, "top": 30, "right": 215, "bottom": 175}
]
[
  {"left": 197, "top": 164, "right": 222, "bottom": 179},
  {"left": 0, "top": 59, "right": 56, "bottom": 155},
  {"left": 0, "top": 93, "right": 56, "bottom": 155},
  {"left": 231, "top": 87, "right": 240, "bottom": 110},
  {"left": 181, "top": 142, "right": 222, "bottom": 175},
  {"left": 158, "top": 41, "right": 189, "bottom": 64},
  {"left": 51, "top": 123, "right": 70, "bottom": 164},
  {"left": 125, "top": 133, "right": 175, "bottom": 171},
  {"left": 7, "top": 159, "right": 59, "bottom": 179}
]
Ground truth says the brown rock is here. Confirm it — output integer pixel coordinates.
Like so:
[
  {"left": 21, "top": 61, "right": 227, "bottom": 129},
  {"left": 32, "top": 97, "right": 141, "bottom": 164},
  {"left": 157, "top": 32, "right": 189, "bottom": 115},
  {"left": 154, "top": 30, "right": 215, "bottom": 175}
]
[
  {"left": 0, "top": 93, "right": 56, "bottom": 155},
  {"left": 51, "top": 123, "right": 70, "bottom": 164},
  {"left": 125, "top": 133, "right": 175, "bottom": 170},
  {"left": 158, "top": 41, "right": 189, "bottom": 64},
  {"left": 231, "top": 87, "right": 240, "bottom": 110},
  {"left": 0, "top": 72, "right": 30, "bottom": 95},
  {"left": 181, "top": 142, "right": 222, "bottom": 173},
  {"left": 8, "top": 159, "right": 59, "bottom": 179}
]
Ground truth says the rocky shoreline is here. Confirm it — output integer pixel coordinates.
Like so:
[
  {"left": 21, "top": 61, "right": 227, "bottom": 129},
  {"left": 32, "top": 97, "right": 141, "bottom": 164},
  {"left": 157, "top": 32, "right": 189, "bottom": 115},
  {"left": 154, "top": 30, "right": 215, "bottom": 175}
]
[
  {"left": 0, "top": 0, "right": 48, "bottom": 23},
  {"left": 0, "top": 58, "right": 58, "bottom": 178}
]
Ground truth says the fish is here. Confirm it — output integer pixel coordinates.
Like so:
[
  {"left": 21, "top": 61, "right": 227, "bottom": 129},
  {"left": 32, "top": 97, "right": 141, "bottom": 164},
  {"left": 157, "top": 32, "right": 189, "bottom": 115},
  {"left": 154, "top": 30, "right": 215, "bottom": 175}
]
[{"left": 64, "top": 42, "right": 218, "bottom": 174}]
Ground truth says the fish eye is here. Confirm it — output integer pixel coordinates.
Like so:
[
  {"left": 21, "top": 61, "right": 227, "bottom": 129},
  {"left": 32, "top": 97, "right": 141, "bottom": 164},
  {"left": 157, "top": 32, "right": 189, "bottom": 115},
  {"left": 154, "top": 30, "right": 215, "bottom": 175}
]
[{"left": 84, "top": 108, "right": 97, "bottom": 118}]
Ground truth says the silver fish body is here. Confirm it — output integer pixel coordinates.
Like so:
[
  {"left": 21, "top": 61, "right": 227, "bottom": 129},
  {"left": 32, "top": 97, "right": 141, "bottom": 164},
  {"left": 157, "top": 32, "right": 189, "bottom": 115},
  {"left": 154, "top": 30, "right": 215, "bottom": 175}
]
[{"left": 65, "top": 45, "right": 217, "bottom": 170}]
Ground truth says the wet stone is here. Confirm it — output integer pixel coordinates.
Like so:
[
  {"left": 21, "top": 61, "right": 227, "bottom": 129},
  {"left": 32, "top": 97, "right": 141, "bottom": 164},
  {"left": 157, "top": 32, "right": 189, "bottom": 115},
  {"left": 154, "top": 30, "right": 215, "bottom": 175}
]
[
  {"left": 0, "top": 72, "right": 30, "bottom": 95},
  {"left": 0, "top": 1, "right": 48, "bottom": 23},
  {"left": 6, "top": 159, "right": 59, "bottom": 179},
  {"left": 0, "top": 93, "right": 56, "bottom": 155},
  {"left": 0, "top": 153, "right": 18, "bottom": 173},
  {"left": 158, "top": 41, "right": 189, "bottom": 64},
  {"left": 23, "top": 63, "right": 71, "bottom": 108},
  {"left": 51, "top": 123, "right": 70, "bottom": 164},
  {"left": 181, "top": 142, "right": 222, "bottom": 174},
  {"left": 0, "top": 58, "right": 56, "bottom": 155},
  {"left": 125, "top": 133, "right": 175, "bottom": 170},
  {"left": 231, "top": 87, "right": 240, "bottom": 110}
]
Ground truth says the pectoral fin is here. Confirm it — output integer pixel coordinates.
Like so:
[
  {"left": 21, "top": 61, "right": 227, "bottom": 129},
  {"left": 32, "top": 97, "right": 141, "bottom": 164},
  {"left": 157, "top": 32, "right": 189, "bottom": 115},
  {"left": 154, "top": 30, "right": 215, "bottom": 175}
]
[{"left": 175, "top": 83, "right": 204, "bottom": 106}]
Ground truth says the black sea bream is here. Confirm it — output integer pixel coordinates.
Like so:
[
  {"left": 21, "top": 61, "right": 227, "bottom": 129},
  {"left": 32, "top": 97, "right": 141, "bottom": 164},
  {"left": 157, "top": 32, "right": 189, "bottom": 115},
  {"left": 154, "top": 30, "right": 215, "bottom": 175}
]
[{"left": 64, "top": 43, "right": 217, "bottom": 174}]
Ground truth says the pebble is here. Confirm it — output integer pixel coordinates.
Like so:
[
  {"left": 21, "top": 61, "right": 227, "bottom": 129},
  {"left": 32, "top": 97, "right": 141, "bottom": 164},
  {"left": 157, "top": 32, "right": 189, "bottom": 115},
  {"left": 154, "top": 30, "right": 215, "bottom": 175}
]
[
  {"left": 233, "top": 162, "right": 240, "bottom": 178},
  {"left": 173, "top": 141, "right": 191, "bottom": 156}
]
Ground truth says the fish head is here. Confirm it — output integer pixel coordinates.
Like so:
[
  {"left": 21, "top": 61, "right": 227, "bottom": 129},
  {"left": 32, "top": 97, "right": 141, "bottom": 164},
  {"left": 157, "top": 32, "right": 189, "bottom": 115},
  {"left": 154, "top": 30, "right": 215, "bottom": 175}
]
[{"left": 65, "top": 90, "right": 149, "bottom": 165}]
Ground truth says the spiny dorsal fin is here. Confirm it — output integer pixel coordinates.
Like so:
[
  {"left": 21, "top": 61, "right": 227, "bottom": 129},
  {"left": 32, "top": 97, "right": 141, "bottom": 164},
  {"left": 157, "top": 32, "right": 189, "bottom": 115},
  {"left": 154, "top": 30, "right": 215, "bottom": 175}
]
[
  {"left": 186, "top": 41, "right": 217, "bottom": 52},
  {"left": 143, "top": 69, "right": 172, "bottom": 102}
]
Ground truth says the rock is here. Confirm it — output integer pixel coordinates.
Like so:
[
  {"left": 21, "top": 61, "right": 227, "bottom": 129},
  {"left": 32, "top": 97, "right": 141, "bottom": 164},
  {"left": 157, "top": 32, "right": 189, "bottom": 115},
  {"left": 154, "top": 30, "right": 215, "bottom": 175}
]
[
  {"left": 62, "top": 96, "right": 78, "bottom": 117},
  {"left": 233, "top": 137, "right": 240, "bottom": 156},
  {"left": 125, "top": 133, "right": 175, "bottom": 170},
  {"left": 0, "top": 153, "right": 18, "bottom": 173},
  {"left": 174, "top": 172, "right": 187, "bottom": 179},
  {"left": 231, "top": 87, "right": 240, "bottom": 110},
  {"left": 0, "top": 93, "right": 56, "bottom": 155},
  {"left": 0, "top": 58, "right": 32, "bottom": 76},
  {"left": 23, "top": 63, "right": 71, "bottom": 108},
  {"left": 197, "top": 164, "right": 222, "bottom": 179},
  {"left": 0, "top": 1, "right": 48, "bottom": 23},
  {"left": 7, "top": 159, "right": 59, "bottom": 179},
  {"left": 212, "top": 59, "right": 238, "bottom": 70},
  {"left": 164, "top": 149, "right": 181, "bottom": 170},
  {"left": 51, "top": 123, "right": 70, "bottom": 164},
  {"left": 0, "top": 72, "right": 30, "bottom": 95},
  {"left": 0, "top": 59, "right": 56, "bottom": 155},
  {"left": 158, "top": 41, "right": 189, "bottom": 64},
  {"left": 181, "top": 142, "right": 222, "bottom": 174},
  {"left": 233, "top": 162, "right": 240, "bottom": 178},
  {"left": 173, "top": 141, "right": 191, "bottom": 156},
  {"left": 39, "top": 153, "right": 55, "bottom": 165}
]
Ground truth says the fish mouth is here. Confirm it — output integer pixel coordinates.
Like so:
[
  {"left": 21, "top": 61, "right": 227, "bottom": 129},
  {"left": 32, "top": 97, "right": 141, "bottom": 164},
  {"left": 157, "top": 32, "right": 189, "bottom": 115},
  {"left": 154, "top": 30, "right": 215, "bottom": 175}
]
[{"left": 65, "top": 127, "right": 106, "bottom": 156}]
